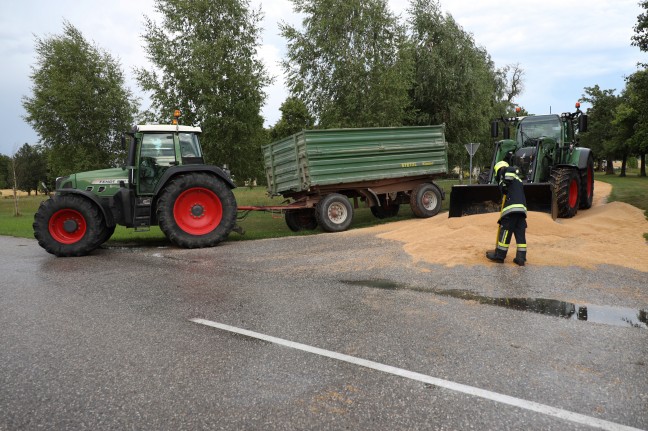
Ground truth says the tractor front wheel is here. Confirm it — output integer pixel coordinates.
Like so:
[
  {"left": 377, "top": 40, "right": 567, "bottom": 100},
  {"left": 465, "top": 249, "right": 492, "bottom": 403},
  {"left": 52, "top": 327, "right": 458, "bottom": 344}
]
[
  {"left": 157, "top": 173, "right": 237, "bottom": 248},
  {"left": 33, "top": 194, "right": 104, "bottom": 257},
  {"left": 550, "top": 167, "right": 581, "bottom": 218}
]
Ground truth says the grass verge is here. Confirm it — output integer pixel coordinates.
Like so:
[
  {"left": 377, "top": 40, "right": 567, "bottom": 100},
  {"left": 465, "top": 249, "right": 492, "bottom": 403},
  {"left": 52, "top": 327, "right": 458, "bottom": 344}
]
[{"left": 2, "top": 174, "right": 645, "bottom": 244}]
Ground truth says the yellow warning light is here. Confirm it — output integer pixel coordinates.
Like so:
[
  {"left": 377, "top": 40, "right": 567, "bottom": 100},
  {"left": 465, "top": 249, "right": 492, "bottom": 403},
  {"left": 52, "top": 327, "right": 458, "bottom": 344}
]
[
  {"left": 172, "top": 109, "right": 181, "bottom": 125},
  {"left": 515, "top": 106, "right": 521, "bottom": 114},
  {"left": 575, "top": 102, "right": 581, "bottom": 109}
]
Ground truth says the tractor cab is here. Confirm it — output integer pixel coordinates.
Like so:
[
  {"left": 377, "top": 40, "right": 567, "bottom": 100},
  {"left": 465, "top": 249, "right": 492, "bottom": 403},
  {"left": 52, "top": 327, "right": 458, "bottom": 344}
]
[{"left": 126, "top": 124, "right": 205, "bottom": 194}]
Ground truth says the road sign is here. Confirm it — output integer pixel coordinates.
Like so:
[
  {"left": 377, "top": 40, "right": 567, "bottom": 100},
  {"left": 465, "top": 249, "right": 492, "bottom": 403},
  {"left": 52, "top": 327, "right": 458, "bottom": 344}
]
[{"left": 464, "top": 143, "right": 480, "bottom": 184}]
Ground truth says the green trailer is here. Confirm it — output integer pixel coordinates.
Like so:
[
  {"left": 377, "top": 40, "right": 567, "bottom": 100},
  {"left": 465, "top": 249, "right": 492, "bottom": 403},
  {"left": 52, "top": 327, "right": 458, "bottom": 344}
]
[{"left": 239, "top": 125, "right": 448, "bottom": 232}]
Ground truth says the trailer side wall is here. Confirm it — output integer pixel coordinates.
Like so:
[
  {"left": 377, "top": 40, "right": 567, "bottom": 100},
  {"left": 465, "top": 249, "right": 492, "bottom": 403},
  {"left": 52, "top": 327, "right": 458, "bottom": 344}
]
[{"left": 263, "top": 126, "right": 447, "bottom": 196}]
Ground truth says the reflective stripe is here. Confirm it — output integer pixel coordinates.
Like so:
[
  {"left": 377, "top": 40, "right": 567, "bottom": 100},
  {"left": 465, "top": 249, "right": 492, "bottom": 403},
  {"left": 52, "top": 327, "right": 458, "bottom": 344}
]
[
  {"left": 502, "top": 204, "right": 527, "bottom": 217},
  {"left": 504, "top": 172, "right": 523, "bottom": 183},
  {"left": 498, "top": 229, "right": 510, "bottom": 249},
  {"left": 517, "top": 244, "right": 527, "bottom": 249}
]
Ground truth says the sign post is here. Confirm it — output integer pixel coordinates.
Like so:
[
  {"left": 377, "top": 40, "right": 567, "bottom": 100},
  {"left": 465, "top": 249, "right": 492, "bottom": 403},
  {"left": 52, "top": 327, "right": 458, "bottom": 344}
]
[{"left": 464, "top": 143, "right": 480, "bottom": 184}]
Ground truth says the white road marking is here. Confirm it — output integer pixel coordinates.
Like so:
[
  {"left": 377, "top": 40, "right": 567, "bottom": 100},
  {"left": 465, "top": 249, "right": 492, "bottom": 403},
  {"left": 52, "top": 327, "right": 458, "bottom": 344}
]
[{"left": 190, "top": 318, "right": 643, "bottom": 431}]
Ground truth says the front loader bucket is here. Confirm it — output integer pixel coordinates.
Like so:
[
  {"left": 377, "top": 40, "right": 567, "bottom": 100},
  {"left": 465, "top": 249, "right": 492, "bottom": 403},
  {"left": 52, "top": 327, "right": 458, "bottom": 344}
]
[{"left": 449, "top": 183, "right": 553, "bottom": 217}]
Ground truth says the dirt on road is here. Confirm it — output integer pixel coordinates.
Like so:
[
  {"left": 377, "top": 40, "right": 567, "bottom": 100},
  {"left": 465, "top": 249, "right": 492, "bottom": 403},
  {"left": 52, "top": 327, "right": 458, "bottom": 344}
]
[{"left": 364, "top": 181, "right": 648, "bottom": 272}]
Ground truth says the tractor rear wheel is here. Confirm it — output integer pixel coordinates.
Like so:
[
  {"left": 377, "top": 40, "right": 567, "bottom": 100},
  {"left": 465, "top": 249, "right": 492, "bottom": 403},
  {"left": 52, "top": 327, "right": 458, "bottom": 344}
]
[
  {"left": 33, "top": 194, "right": 104, "bottom": 257},
  {"left": 157, "top": 173, "right": 237, "bottom": 248},
  {"left": 409, "top": 183, "right": 442, "bottom": 218},
  {"left": 579, "top": 154, "right": 594, "bottom": 209},
  {"left": 550, "top": 167, "right": 581, "bottom": 218},
  {"left": 285, "top": 209, "right": 318, "bottom": 232}
]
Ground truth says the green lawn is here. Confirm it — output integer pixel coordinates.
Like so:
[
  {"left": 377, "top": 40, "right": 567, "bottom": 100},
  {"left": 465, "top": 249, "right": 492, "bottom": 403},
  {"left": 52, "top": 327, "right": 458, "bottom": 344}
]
[{"left": 2, "top": 174, "right": 645, "bottom": 244}]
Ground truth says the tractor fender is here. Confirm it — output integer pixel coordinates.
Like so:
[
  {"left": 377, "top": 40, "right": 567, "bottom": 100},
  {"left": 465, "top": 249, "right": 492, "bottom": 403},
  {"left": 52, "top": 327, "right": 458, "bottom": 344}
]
[
  {"left": 152, "top": 165, "right": 236, "bottom": 196},
  {"left": 574, "top": 148, "right": 593, "bottom": 170},
  {"left": 56, "top": 188, "right": 116, "bottom": 227}
]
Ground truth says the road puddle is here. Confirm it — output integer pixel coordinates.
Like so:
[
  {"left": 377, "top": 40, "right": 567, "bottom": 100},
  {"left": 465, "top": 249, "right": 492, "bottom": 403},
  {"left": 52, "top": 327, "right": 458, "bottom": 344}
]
[{"left": 342, "top": 280, "right": 648, "bottom": 330}]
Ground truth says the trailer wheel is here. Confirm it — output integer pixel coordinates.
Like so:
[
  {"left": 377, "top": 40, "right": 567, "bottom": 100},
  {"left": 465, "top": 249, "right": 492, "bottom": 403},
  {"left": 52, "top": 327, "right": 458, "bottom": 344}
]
[
  {"left": 285, "top": 209, "right": 318, "bottom": 232},
  {"left": 316, "top": 193, "right": 353, "bottom": 232},
  {"left": 157, "top": 173, "right": 237, "bottom": 248},
  {"left": 550, "top": 168, "right": 580, "bottom": 218},
  {"left": 370, "top": 204, "right": 400, "bottom": 219},
  {"left": 33, "top": 194, "right": 104, "bottom": 257},
  {"left": 410, "top": 183, "right": 442, "bottom": 218},
  {"left": 579, "top": 154, "right": 594, "bottom": 209}
]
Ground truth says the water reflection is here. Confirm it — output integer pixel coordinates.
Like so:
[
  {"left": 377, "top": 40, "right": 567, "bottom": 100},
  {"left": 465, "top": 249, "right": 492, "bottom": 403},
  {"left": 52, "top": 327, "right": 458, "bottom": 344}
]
[{"left": 342, "top": 280, "right": 648, "bottom": 330}]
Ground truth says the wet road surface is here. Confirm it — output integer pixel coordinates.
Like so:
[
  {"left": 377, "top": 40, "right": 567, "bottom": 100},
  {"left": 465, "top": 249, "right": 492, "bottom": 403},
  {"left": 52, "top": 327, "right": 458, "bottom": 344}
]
[{"left": 1, "top": 232, "right": 647, "bottom": 430}]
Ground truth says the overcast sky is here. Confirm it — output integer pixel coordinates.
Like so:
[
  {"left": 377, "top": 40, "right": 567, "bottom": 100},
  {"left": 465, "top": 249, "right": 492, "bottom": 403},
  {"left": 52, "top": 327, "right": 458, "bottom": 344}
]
[{"left": 1, "top": 0, "right": 645, "bottom": 156}]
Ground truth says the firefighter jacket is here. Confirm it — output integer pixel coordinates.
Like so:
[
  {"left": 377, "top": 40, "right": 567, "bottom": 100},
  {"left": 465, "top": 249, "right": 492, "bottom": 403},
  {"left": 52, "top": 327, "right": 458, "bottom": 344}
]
[{"left": 498, "top": 165, "right": 527, "bottom": 218}]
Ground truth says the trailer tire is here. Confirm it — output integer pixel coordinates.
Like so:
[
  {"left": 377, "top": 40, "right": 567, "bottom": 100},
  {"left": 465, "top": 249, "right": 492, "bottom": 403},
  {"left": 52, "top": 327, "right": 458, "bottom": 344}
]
[
  {"left": 410, "top": 183, "right": 442, "bottom": 218},
  {"left": 550, "top": 168, "right": 580, "bottom": 218},
  {"left": 316, "top": 193, "right": 353, "bottom": 232},
  {"left": 370, "top": 203, "right": 400, "bottom": 219},
  {"left": 285, "top": 209, "right": 318, "bottom": 232},
  {"left": 579, "top": 154, "right": 594, "bottom": 209},
  {"left": 33, "top": 194, "right": 104, "bottom": 257},
  {"left": 157, "top": 173, "right": 237, "bottom": 248}
]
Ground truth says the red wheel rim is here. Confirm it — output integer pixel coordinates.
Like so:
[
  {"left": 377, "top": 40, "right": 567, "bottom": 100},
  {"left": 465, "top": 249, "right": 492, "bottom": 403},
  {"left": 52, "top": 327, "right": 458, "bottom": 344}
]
[
  {"left": 49, "top": 209, "right": 87, "bottom": 244},
  {"left": 173, "top": 187, "right": 223, "bottom": 235},
  {"left": 569, "top": 179, "right": 578, "bottom": 208}
]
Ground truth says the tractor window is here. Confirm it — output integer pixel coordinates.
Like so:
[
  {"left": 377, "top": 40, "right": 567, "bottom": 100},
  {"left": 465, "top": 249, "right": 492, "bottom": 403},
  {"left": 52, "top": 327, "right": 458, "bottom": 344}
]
[
  {"left": 139, "top": 134, "right": 176, "bottom": 194},
  {"left": 179, "top": 133, "right": 202, "bottom": 159},
  {"left": 517, "top": 116, "right": 562, "bottom": 146}
]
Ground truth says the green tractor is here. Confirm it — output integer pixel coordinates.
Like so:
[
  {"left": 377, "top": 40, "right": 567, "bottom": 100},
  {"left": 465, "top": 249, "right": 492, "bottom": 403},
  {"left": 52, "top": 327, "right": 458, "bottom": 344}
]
[
  {"left": 33, "top": 113, "right": 238, "bottom": 257},
  {"left": 449, "top": 104, "right": 593, "bottom": 218}
]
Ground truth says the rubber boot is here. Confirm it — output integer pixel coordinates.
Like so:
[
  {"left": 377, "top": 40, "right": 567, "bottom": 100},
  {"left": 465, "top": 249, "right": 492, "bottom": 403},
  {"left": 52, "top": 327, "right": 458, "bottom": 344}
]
[
  {"left": 513, "top": 250, "right": 526, "bottom": 266},
  {"left": 486, "top": 249, "right": 506, "bottom": 263}
]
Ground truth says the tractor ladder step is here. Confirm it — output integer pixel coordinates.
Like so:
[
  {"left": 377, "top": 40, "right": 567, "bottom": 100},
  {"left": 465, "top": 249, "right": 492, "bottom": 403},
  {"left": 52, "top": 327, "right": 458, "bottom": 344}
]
[{"left": 134, "top": 197, "right": 152, "bottom": 231}]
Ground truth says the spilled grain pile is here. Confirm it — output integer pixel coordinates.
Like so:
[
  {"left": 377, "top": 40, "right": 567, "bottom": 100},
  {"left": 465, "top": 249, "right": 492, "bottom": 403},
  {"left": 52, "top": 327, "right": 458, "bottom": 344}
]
[{"left": 364, "top": 181, "right": 648, "bottom": 272}]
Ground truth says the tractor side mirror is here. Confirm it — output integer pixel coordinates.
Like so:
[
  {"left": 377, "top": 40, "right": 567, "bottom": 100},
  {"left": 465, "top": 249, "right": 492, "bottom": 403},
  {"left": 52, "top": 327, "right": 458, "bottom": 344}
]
[
  {"left": 503, "top": 127, "right": 510, "bottom": 140},
  {"left": 491, "top": 121, "right": 499, "bottom": 138},
  {"left": 578, "top": 114, "right": 588, "bottom": 133}
]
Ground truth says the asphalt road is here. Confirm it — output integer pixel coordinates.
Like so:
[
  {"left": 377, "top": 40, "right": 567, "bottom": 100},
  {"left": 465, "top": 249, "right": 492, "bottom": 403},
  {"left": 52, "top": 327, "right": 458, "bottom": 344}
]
[{"left": 1, "top": 231, "right": 647, "bottom": 430}]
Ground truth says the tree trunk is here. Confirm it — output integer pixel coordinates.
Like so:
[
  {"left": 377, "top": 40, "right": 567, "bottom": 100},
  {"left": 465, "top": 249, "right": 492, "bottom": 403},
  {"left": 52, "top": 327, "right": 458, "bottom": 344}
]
[
  {"left": 620, "top": 154, "right": 627, "bottom": 177},
  {"left": 605, "top": 155, "right": 615, "bottom": 175},
  {"left": 11, "top": 157, "right": 20, "bottom": 217}
]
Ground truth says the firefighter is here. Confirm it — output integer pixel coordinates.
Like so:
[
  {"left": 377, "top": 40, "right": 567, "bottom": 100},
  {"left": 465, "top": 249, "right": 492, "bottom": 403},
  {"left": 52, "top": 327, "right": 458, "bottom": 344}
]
[{"left": 486, "top": 160, "right": 527, "bottom": 266}]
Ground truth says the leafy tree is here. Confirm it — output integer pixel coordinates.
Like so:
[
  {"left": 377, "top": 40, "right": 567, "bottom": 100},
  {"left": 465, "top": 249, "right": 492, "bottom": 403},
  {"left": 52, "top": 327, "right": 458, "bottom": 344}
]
[
  {"left": 22, "top": 22, "right": 137, "bottom": 177},
  {"left": 13, "top": 143, "right": 48, "bottom": 195},
  {"left": 407, "top": 0, "right": 504, "bottom": 173},
  {"left": 0, "top": 154, "right": 11, "bottom": 189},
  {"left": 580, "top": 85, "right": 622, "bottom": 174},
  {"left": 281, "top": 0, "right": 413, "bottom": 128},
  {"left": 632, "top": 0, "right": 648, "bottom": 55},
  {"left": 625, "top": 69, "right": 648, "bottom": 176},
  {"left": 137, "top": 0, "right": 271, "bottom": 182},
  {"left": 269, "top": 97, "right": 315, "bottom": 141}
]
